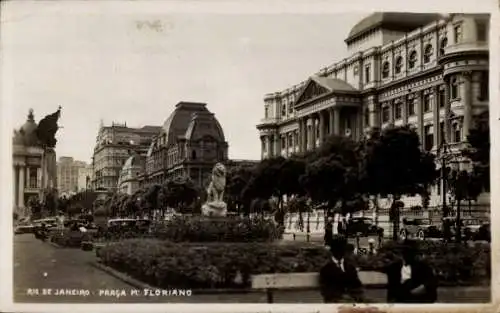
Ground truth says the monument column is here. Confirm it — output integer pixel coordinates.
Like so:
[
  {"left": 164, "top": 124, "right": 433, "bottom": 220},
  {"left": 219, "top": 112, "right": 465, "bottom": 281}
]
[
  {"left": 18, "top": 165, "right": 25, "bottom": 208},
  {"left": 319, "top": 111, "right": 326, "bottom": 144},
  {"left": 432, "top": 85, "right": 440, "bottom": 149},
  {"left": 462, "top": 71, "right": 473, "bottom": 139}
]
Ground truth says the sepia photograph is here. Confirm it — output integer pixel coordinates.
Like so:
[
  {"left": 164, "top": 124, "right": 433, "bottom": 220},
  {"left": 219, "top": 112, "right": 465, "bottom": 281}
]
[{"left": 1, "top": 1, "right": 497, "bottom": 312}]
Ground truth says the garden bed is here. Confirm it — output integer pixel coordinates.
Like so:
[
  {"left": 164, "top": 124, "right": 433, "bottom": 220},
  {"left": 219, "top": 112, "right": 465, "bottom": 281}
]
[{"left": 96, "top": 239, "right": 490, "bottom": 290}]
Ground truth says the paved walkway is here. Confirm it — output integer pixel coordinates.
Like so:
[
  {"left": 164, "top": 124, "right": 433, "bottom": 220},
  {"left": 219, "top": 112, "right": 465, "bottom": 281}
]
[{"left": 13, "top": 234, "right": 490, "bottom": 303}]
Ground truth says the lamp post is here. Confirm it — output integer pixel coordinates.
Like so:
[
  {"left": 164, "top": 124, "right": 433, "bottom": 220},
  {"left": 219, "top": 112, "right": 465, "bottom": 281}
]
[{"left": 437, "top": 139, "right": 451, "bottom": 218}]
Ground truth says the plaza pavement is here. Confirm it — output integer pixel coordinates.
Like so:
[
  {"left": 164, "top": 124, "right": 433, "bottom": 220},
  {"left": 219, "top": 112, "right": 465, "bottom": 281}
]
[{"left": 13, "top": 234, "right": 490, "bottom": 303}]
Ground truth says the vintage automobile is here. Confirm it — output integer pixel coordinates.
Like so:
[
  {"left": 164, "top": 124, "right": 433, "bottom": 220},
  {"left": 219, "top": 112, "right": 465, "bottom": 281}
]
[
  {"left": 14, "top": 224, "right": 35, "bottom": 234},
  {"left": 399, "top": 218, "right": 441, "bottom": 240},
  {"left": 474, "top": 222, "right": 490, "bottom": 242},
  {"left": 460, "top": 218, "right": 483, "bottom": 240},
  {"left": 345, "top": 217, "right": 384, "bottom": 237}
]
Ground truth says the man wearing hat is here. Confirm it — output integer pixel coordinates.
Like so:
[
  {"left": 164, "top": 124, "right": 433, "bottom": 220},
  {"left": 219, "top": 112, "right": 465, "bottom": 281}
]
[
  {"left": 319, "top": 235, "right": 365, "bottom": 303},
  {"left": 384, "top": 240, "right": 437, "bottom": 303}
]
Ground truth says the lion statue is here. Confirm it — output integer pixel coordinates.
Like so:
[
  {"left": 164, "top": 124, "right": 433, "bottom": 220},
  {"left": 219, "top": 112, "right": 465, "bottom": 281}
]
[{"left": 201, "top": 163, "right": 228, "bottom": 217}]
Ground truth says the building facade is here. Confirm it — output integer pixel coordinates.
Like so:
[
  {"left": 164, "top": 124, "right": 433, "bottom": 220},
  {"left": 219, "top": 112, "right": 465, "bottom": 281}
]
[
  {"left": 257, "top": 13, "right": 490, "bottom": 209},
  {"left": 138, "top": 102, "right": 229, "bottom": 189},
  {"left": 57, "top": 157, "right": 87, "bottom": 195},
  {"left": 77, "top": 164, "right": 93, "bottom": 192},
  {"left": 117, "top": 153, "right": 145, "bottom": 195},
  {"left": 91, "top": 122, "right": 161, "bottom": 191},
  {"left": 12, "top": 109, "right": 58, "bottom": 217}
]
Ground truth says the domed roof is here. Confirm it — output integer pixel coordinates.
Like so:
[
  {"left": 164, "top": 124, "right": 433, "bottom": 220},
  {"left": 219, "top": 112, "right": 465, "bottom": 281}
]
[
  {"left": 13, "top": 109, "right": 40, "bottom": 146},
  {"left": 184, "top": 112, "right": 226, "bottom": 142},
  {"left": 161, "top": 102, "right": 225, "bottom": 146},
  {"left": 346, "top": 12, "right": 443, "bottom": 44}
]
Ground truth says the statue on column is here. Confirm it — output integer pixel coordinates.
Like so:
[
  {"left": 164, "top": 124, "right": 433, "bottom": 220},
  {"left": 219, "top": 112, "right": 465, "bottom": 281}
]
[{"left": 201, "top": 162, "right": 227, "bottom": 217}]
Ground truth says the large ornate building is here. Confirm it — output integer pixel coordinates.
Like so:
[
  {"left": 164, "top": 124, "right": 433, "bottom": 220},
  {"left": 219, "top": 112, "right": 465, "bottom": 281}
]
[
  {"left": 91, "top": 122, "right": 161, "bottom": 191},
  {"left": 13, "top": 109, "right": 58, "bottom": 217},
  {"left": 137, "top": 102, "right": 229, "bottom": 190},
  {"left": 257, "top": 13, "right": 490, "bottom": 209}
]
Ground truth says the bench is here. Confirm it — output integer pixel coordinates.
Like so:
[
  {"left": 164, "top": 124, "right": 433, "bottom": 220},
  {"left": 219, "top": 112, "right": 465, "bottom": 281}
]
[{"left": 251, "top": 271, "right": 387, "bottom": 303}]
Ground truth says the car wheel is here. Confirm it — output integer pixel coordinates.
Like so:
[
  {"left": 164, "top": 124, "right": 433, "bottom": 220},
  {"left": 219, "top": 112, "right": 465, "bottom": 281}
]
[
  {"left": 416, "top": 230, "right": 425, "bottom": 240},
  {"left": 400, "top": 229, "right": 407, "bottom": 240}
]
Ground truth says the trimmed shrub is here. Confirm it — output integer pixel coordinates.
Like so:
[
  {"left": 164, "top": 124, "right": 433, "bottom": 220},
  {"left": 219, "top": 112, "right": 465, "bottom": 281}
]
[
  {"left": 97, "top": 239, "right": 490, "bottom": 289},
  {"left": 151, "top": 215, "right": 282, "bottom": 242}
]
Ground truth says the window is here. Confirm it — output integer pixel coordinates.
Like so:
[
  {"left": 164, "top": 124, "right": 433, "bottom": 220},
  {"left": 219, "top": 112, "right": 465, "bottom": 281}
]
[
  {"left": 288, "top": 98, "right": 294, "bottom": 114},
  {"left": 454, "top": 25, "right": 462, "bottom": 43},
  {"left": 353, "top": 66, "right": 359, "bottom": 76},
  {"left": 281, "top": 137, "right": 286, "bottom": 150},
  {"left": 381, "top": 106, "right": 390, "bottom": 123},
  {"left": 479, "top": 71, "right": 489, "bottom": 101},
  {"left": 423, "top": 93, "right": 432, "bottom": 112},
  {"left": 450, "top": 77, "right": 459, "bottom": 99},
  {"left": 476, "top": 21, "right": 487, "bottom": 42},
  {"left": 365, "top": 65, "right": 371, "bottom": 83},
  {"left": 408, "top": 51, "right": 417, "bottom": 69},
  {"left": 408, "top": 99, "right": 416, "bottom": 116},
  {"left": 423, "top": 44, "right": 433, "bottom": 63},
  {"left": 394, "top": 56, "right": 403, "bottom": 74},
  {"left": 264, "top": 105, "right": 269, "bottom": 119},
  {"left": 439, "top": 37, "right": 448, "bottom": 56},
  {"left": 439, "top": 122, "right": 445, "bottom": 144},
  {"left": 439, "top": 88, "right": 446, "bottom": 108},
  {"left": 281, "top": 103, "right": 287, "bottom": 117},
  {"left": 382, "top": 61, "right": 390, "bottom": 78},
  {"left": 453, "top": 123, "right": 462, "bottom": 143},
  {"left": 364, "top": 108, "right": 370, "bottom": 126},
  {"left": 288, "top": 134, "right": 293, "bottom": 147},
  {"left": 395, "top": 102, "right": 403, "bottom": 119},
  {"left": 424, "top": 125, "right": 433, "bottom": 151}
]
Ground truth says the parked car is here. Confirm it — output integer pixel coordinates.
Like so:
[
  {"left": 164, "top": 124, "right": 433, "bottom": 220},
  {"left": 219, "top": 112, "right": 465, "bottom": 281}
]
[
  {"left": 345, "top": 217, "right": 383, "bottom": 237},
  {"left": 399, "top": 218, "right": 441, "bottom": 240},
  {"left": 14, "top": 224, "right": 35, "bottom": 234},
  {"left": 103, "top": 218, "right": 153, "bottom": 239},
  {"left": 460, "top": 218, "right": 483, "bottom": 240}
]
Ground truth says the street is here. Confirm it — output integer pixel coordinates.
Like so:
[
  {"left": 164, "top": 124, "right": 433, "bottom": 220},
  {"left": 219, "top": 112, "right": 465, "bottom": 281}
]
[{"left": 14, "top": 234, "right": 490, "bottom": 303}]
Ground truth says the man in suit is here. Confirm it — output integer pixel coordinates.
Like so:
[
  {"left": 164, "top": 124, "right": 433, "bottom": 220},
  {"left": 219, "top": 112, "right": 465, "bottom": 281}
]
[
  {"left": 319, "top": 235, "right": 365, "bottom": 303},
  {"left": 385, "top": 240, "right": 438, "bottom": 303}
]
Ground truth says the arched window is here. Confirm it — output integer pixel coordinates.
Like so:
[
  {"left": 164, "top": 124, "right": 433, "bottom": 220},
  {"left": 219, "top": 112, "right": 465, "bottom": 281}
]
[
  {"left": 408, "top": 50, "right": 417, "bottom": 69},
  {"left": 281, "top": 102, "right": 287, "bottom": 117},
  {"left": 381, "top": 61, "right": 390, "bottom": 78},
  {"left": 394, "top": 56, "right": 403, "bottom": 74},
  {"left": 439, "top": 37, "right": 448, "bottom": 56},
  {"left": 450, "top": 77, "right": 459, "bottom": 99},
  {"left": 423, "top": 44, "right": 433, "bottom": 63}
]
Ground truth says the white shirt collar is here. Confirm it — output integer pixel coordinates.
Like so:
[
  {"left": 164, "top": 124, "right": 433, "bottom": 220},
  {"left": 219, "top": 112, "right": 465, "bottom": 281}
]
[{"left": 331, "top": 256, "right": 345, "bottom": 271}]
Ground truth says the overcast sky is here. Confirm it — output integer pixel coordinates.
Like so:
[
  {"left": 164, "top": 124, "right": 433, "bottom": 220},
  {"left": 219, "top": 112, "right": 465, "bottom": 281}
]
[{"left": 2, "top": 3, "right": 366, "bottom": 163}]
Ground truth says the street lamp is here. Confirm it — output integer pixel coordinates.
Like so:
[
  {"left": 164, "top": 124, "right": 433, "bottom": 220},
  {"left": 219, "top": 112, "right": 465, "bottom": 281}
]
[{"left": 437, "top": 139, "right": 452, "bottom": 218}]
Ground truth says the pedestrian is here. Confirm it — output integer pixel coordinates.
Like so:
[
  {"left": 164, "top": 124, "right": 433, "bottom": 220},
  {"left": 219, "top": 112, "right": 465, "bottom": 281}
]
[
  {"left": 324, "top": 216, "right": 334, "bottom": 247},
  {"left": 384, "top": 240, "right": 438, "bottom": 303},
  {"left": 319, "top": 235, "right": 365, "bottom": 303}
]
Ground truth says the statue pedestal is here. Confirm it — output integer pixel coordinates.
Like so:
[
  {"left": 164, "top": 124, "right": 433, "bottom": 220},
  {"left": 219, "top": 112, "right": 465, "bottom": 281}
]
[{"left": 201, "top": 201, "right": 228, "bottom": 217}]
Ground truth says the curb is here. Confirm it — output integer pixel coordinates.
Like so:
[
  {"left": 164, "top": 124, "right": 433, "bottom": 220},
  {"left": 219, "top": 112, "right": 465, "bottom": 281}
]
[{"left": 45, "top": 239, "right": 62, "bottom": 249}]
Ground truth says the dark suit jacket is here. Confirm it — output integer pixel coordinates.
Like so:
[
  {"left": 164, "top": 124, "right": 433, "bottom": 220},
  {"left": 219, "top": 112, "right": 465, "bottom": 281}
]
[
  {"left": 384, "top": 260, "right": 438, "bottom": 303},
  {"left": 319, "top": 258, "right": 364, "bottom": 303}
]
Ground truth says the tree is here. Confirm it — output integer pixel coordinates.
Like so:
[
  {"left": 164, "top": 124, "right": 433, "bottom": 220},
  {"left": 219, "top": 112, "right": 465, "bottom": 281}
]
[
  {"left": 164, "top": 177, "right": 200, "bottom": 213},
  {"left": 361, "top": 126, "right": 438, "bottom": 240},
  {"left": 463, "top": 111, "right": 489, "bottom": 192},
  {"left": 225, "top": 166, "right": 254, "bottom": 214},
  {"left": 300, "top": 135, "right": 364, "bottom": 221},
  {"left": 447, "top": 170, "right": 470, "bottom": 243}
]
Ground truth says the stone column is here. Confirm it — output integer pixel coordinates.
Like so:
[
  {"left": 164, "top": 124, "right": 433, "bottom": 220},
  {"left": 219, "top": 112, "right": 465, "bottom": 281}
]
[
  {"left": 328, "top": 108, "right": 334, "bottom": 135},
  {"left": 389, "top": 100, "right": 395, "bottom": 124},
  {"left": 312, "top": 116, "right": 317, "bottom": 148},
  {"left": 443, "top": 77, "right": 451, "bottom": 143},
  {"left": 260, "top": 136, "right": 266, "bottom": 159},
  {"left": 18, "top": 166, "right": 25, "bottom": 208},
  {"left": 267, "top": 136, "right": 273, "bottom": 157},
  {"left": 302, "top": 118, "right": 307, "bottom": 152},
  {"left": 284, "top": 132, "right": 288, "bottom": 157},
  {"left": 307, "top": 116, "right": 313, "bottom": 150},
  {"left": 319, "top": 111, "right": 326, "bottom": 144},
  {"left": 402, "top": 96, "right": 409, "bottom": 125},
  {"left": 13, "top": 166, "right": 17, "bottom": 207},
  {"left": 462, "top": 71, "right": 473, "bottom": 139},
  {"left": 432, "top": 85, "right": 440, "bottom": 148},
  {"left": 275, "top": 134, "right": 281, "bottom": 157},
  {"left": 417, "top": 91, "right": 424, "bottom": 145},
  {"left": 333, "top": 109, "right": 341, "bottom": 135}
]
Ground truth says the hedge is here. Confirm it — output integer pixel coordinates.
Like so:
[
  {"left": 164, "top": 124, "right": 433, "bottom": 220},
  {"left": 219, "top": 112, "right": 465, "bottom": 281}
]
[
  {"left": 97, "top": 239, "right": 490, "bottom": 289},
  {"left": 151, "top": 216, "right": 282, "bottom": 242}
]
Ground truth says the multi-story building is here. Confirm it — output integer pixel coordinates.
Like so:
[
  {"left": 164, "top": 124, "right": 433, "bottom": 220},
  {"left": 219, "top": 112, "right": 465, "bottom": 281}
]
[
  {"left": 91, "top": 121, "right": 161, "bottom": 191},
  {"left": 57, "top": 157, "right": 87, "bottom": 195},
  {"left": 137, "top": 102, "right": 229, "bottom": 189},
  {"left": 257, "top": 13, "right": 490, "bottom": 210},
  {"left": 117, "top": 152, "right": 145, "bottom": 195}
]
